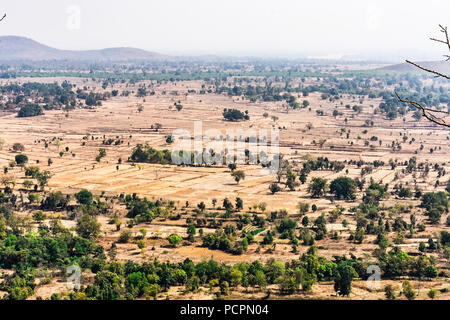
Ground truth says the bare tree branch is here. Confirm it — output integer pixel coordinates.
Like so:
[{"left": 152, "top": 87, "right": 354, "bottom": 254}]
[
  {"left": 396, "top": 92, "right": 450, "bottom": 128},
  {"left": 397, "top": 25, "right": 450, "bottom": 128},
  {"left": 405, "top": 60, "right": 449, "bottom": 79},
  {"left": 430, "top": 24, "right": 450, "bottom": 52}
]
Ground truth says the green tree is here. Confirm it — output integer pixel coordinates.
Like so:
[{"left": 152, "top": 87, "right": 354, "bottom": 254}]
[
  {"left": 334, "top": 263, "right": 358, "bottom": 296},
  {"left": 269, "top": 183, "right": 281, "bottom": 194},
  {"left": 307, "top": 178, "right": 329, "bottom": 198},
  {"left": 384, "top": 285, "right": 396, "bottom": 300},
  {"left": 402, "top": 280, "right": 416, "bottom": 300},
  {"left": 168, "top": 234, "right": 183, "bottom": 247},
  {"left": 187, "top": 225, "right": 196, "bottom": 242},
  {"left": 15, "top": 154, "right": 28, "bottom": 166},
  {"left": 75, "top": 189, "right": 93, "bottom": 205},
  {"left": 76, "top": 214, "right": 101, "bottom": 239},
  {"left": 329, "top": 177, "right": 357, "bottom": 200}
]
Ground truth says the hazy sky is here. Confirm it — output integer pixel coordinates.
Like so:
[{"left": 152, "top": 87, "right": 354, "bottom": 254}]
[{"left": 1, "top": 0, "right": 449, "bottom": 61}]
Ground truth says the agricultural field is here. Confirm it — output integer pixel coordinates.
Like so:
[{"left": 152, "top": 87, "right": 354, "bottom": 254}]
[{"left": 0, "top": 63, "right": 449, "bottom": 301}]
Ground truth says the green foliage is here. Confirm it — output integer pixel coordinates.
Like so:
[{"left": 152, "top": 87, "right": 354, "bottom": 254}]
[
  {"left": 168, "top": 234, "right": 183, "bottom": 247},
  {"left": 333, "top": 262, "right": 358, "bottom": 296},
  {"left": 307, "top": 178, "right": 329, "bottom": 198},
  {"left": 130, "top": 144, "right": 172, "bottom": 164},
  {"left": 75, "top": 189, "right": 93, "bottom": 205},
  {"left": 329, "top": 177, "right": 357, "bottom": 200},
  {"left": 41, "top": 191, "right": 69, "bottom": 210},
  {"left": 14, "top": 154, "right": 28, "bottom": 165},
  {"left": 18, "top": 104, "right": 43, "bottom": 117},
  {"left": 402, "top": 280, "right": 416, "bottom": 300},
  {"left": 222, "top": 108, "right": 249, "bottom": 121},
  {"left": 76, "top": 214, "right": 101, "bottom": 240},
  {"left": 269, "top": 183, "right": 281, "bottom": 194},
  {"left": 363, "top": 183, "right": 388, "bottom": 206}
]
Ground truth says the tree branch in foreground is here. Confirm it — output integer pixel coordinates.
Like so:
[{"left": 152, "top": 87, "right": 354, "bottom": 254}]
[
  {"left": 398, "top": 25, "right": 449, "bottom": 128},
  {"left": 396, "top": 92, "right": 450, "bottom": 128}
]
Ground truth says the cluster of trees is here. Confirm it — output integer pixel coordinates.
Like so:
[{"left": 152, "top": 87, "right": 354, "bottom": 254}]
[
  {"left": 129, "top": 144, "right": 172, "bottom": 164},
  {"left": 35, "top": 247, "right": 366, "bottom": 300},
  {"left": 222, "top": 108, "right": 249, "bottom": 121},
  {"left": 17, "top": 104, "right": 43, "bottom": 117},
  {"left": 0, "top": 81, "right": 111, "bottom": 115},
  {"left": 421, "top": 192, "right": 449, "bottom": 224}
]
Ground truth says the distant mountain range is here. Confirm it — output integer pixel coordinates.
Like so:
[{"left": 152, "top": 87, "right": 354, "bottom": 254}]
[
  {"left": 0, "top": 36, "right": 166, "bottom": 62},
  {"left": 378, "top": 60, "right": 450, "bottom": 74}
]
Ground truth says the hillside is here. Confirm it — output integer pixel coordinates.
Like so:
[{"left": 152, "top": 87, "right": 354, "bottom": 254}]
[
  {"left": 378, "top": 60, "right": 450, "bottom": 75},
  {"left": 0, "top": 36, "right": 165, "bottom": 61}
]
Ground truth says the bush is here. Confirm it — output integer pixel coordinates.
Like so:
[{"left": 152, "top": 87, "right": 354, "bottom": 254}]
[{"left": 118, "top": 230, "right": 133, "bottom": 243}]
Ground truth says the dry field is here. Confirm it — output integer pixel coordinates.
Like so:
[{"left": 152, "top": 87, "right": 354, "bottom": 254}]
[{"left": 0, "top": 74, "right": 449, "bottom": 300}]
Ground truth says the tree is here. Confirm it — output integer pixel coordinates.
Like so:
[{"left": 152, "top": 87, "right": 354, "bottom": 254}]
[
  {"left": 231, "top": 170, "right": 245, "bottom": 184},
  {"left": 363, "top": 183, "right": 388, "bottom": 206},
  {"left": 301, "top": 216, "right": 309, "bottom": 227},
  {"left": 96, "top": 148, "right": 106, "bottom": 162},
  {"left": 23, "top": 180, "right": 33, "bottom": 190},
  {"left": 18, "top": 104, "right": 43, "bottom": 118},
  {"left": 187, "top": 225, "right": 196, "bottom": 242},
  {"left": 354, "top": 227, "right": 365, "bottom": 244},
  {"left": 139, "top": 228, "right": 147, "bottom": 239},
  {"left": 329, "top": 177, "right": 357, "bottom": 200},
  {"left": 12, "top": 143, "right": 25, "bottom": 152},
  {"left": 297, "top": 202, "right": 310, "bottom": 215},
  {"left": 93, "top": 271, "right": 123, "bottom": 300},
  {"left": 14, "top": 154, "right": 28, "bottom": 166},
  {"left": 32, "top": 210, "right": 46, "bottom": 223},
  {"left": 269, "top": 183, "right": 281, "bottom": 194},
  {"left": 223, "top": 108, "right": 249, "bottom": 121},
  {"left": 223, "top": 198, "right": 234, "bottom": 211},
  {"left": 384, "top": 285, "right": 396, "bottom": 300},
  {"left": 263, "top": 230, "right": 273, "bottom": 245},
  {"left": 168, "top": 234, "right": 182, "bottom": 247},
  {"left": 76, "top": 214, "right": 101, "bottom": 240},
  {"left": 35, "top": 171, "right": 52, "bottom": 190},
  {"left": 118, "top": 230, "right": 132, "bottom": 243},
  {"left": 307, "top": 177, "right": 329, "bottom": 198},
  {"left": 1, "top": 175, "right": 16, "bottom": 189},
  {"left": 334, "top": 263, "right": 357, "bottom": 296},
  {"left": 398, "top": 187, "right": 413, "bottom": 199},
  {"left": 75, "top": 189, "right": 93, "bottom": 205},
  {"left": 235, "top": 197, "right": 243, "bottom": 211},
  {"left": 402, "top": 280, "right": 416, "bottom": 300},
  {"left": 428, "top": 289, "right": 438, "bottom": 300},
  {"left": 197, "top": 201, "right": 206, "bottom": 212},
  {"left": 396, "top": 25, "right": 449, "bottom": 127},
  {"left": 165, "top": 135, "right": 175, "bottom": 144}
]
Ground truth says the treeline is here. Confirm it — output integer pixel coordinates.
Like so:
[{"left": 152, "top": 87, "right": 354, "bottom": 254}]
[{"left": 0, "top": 81, "right": 110, "bottom": 115}]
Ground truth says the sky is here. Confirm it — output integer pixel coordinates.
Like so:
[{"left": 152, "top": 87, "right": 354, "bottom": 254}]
[{"left": 1, "top": 0, "right": 449, "bottom": 61}]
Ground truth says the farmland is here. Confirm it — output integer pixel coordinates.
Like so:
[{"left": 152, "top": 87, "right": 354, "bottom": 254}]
[{"left": 0, "top": 64, "right": 449, "bottom": 300}]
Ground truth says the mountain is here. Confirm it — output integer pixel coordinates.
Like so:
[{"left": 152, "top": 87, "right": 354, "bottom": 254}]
[
  {"left": 378, "top": 60, "right": 450, "bottom": 75},
  {"left": 0, "top": 36, "right": 165, "bottom": 62}
]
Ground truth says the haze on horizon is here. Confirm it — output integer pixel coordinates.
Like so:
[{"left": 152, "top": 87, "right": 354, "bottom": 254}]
[{"left": 1, "top": 0, "right": 449, "bottom": 62}]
